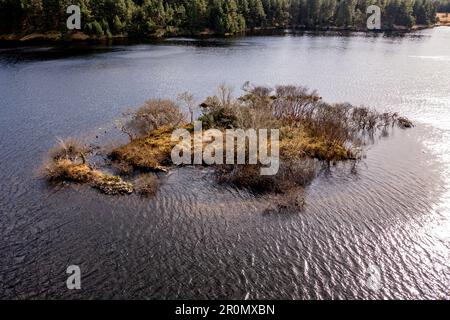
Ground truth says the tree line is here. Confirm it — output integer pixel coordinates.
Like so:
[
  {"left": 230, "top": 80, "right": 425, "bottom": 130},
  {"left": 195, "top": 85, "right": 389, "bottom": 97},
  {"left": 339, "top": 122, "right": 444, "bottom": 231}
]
[
  {"left": 0, "top": 0, "right": 441, "bottom": 37},
  {"left": 437, "top": 0, "right": 450, "bottom": 12}
]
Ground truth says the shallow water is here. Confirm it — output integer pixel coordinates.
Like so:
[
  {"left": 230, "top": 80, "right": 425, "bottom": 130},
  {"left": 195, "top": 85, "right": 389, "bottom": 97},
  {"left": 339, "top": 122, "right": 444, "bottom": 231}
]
[{"left": 0, "top": 28, "right": 449, "bottom": 299}]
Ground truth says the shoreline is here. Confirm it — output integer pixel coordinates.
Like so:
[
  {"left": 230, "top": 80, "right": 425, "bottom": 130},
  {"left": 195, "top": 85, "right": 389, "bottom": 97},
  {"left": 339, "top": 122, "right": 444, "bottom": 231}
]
[{"left": 0, "top": 24, "right": 443, "bottom": 48}]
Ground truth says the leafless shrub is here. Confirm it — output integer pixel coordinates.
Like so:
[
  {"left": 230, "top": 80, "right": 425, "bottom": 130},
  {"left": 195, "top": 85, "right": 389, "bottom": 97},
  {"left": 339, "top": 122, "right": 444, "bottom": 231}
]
[
  {"left": 351, "top": 107, "right": 399, "bottom": 133},
  {"left": 177, "top": 91, "right": 196, "bottom": 123},
  {"left": 272, "top": 85, "right": 320, "bottom": 121},
  {"left": 303, "top": 102, "right": 353, "bottom": 145},
  {"left": 233, "top": 101, "right": 279, "bottom": 129},
  {"left": 216, "top": 164, "right": 277, "bottom": 193},
  {"left": 199, "top": 94, "right": 239, "bottom": 129},
  {"left": 250, "top": 86, "right": 273, "bottom": 100},
  {"left": 379, "top": 112, "right": 398, "bottom": 127},
  {"left": 119, "top": 99, "right": 186, "bottom": 140},
  {"left": 217, "top": 84, "right": 234, "bottom": 108},
  {"left": 42, "top": 159, "right": 92, "bottom": 182},
  {"left": 216, "top": 158, "right": 316, "bottom": 194},
  {"left": 48, "top": 137, "right": 89, "bottom": 163},
  {"left": 41, "top": 158, "right": 68, "bottom": 181}
]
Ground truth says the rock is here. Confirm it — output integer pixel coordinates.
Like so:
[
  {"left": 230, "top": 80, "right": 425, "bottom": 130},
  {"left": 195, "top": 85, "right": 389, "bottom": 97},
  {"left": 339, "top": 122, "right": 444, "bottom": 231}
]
[{"left": 93, "top": 176, "right": 134, "bottom": 195}]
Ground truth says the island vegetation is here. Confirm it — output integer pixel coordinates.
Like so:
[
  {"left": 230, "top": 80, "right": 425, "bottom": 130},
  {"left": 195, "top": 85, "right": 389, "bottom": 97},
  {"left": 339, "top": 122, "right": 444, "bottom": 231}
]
[
  {"left": 42, "top": 83, "right": 413, "bottom": 210},
  {"left": 0, "top": 0, "right": 442, "bottom": 42}
]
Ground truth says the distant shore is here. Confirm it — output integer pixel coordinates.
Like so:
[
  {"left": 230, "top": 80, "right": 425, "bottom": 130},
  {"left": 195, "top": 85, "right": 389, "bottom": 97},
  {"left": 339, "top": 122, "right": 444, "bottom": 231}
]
[
  {"left": 437, "top": 12, "right": 450, "bottom": 26},
  {"left": 2, "top": 11, "right": 449, "bottom": 47},
  {"left": 0, "top": 23, "right": 441, "bottom": 47}
]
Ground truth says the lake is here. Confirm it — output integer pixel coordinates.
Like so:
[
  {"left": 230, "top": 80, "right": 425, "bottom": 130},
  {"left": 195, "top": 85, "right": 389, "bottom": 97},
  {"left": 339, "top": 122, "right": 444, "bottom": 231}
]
[{"left": 0, "top": 28, "right": 449, "bottom": 299}]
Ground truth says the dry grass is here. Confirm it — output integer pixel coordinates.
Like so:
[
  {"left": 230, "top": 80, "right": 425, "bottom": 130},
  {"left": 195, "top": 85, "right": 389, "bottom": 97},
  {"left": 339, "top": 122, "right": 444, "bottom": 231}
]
[
  {"left": 280, "top": 126, "right": 351, "bottom": 162},
  {"left": 48, "top": 137, "right": 88, "bottom": 163},
  {"left": 110, "top": 125, "right": 178, "bottom": 171},
  {"left": 43, "top": 138, "right": 91, "bottom": 181},
  {"left": 44, "top": 159, "right": 133, "bottom": 195},
  {"left": 43, "top": 139, "right": 133, "bottom": 195},
  {"left": 43, "top": 159, "right": 92, "bottom": 182},
  {"left": 437, "top": 13, "right": 450, "bottom": 25}
]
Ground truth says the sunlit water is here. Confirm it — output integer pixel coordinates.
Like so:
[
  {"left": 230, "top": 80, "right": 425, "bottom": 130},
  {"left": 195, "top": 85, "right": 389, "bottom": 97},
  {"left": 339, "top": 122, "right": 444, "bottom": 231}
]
[{"left": 0, "top": 28, "right": 449, "bottom": 299}]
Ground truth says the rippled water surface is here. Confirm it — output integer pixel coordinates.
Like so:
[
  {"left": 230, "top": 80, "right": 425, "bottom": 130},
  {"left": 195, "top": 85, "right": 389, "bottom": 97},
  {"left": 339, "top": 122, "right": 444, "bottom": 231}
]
[{"left": 0, "top": 28, "right": 449, "bottom": 299}]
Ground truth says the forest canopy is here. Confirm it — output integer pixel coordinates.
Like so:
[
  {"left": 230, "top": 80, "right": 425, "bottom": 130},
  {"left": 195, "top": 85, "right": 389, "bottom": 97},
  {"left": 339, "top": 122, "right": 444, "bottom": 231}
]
[
  {"left": 0, "top": 0, "right": 441, "bottom": 37},
  {"left": 437, "top": 0, "right": 450, "bottom": 12}
]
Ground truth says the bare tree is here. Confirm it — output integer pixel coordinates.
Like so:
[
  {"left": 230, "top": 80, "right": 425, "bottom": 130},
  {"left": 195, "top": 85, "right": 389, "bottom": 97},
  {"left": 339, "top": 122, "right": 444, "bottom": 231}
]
[
  {"left": 117, "top": 99, "right": 186, "bottom": 141},
  {"left": 177, "top": 92, "right": 196, "bottom": 123},
  {"left": 217, "top": 84, "right": 233, "bottom": 108}
]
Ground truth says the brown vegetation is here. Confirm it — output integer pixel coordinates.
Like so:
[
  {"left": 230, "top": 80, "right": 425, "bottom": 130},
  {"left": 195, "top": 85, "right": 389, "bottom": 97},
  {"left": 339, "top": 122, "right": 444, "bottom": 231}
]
[
  {"left": 108, "top": 83, "right": 411, "bottom": 198},
  {"left": 110, "top": 125, "right": 179, "bottom": 172},
  {"left": 117, "top": 99, "right": 186, "bottom": 141},
  {"left": 437, "top": 13, "right": 450, "bottom": 25},
  {"left": 198, "top": 83, "right": 410, "bottom": 197},
  {"left": 43, "top": 84, "right": 413, "bottom": 206},
  {"left": 43, "top": 139, "right": 133, "bottom": 195}
]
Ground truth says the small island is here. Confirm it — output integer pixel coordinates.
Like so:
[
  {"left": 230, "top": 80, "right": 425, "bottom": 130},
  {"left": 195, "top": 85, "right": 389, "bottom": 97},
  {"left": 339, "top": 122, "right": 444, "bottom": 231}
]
[{"left": 42, "top": 83, "right": 413, "bottom": 211}]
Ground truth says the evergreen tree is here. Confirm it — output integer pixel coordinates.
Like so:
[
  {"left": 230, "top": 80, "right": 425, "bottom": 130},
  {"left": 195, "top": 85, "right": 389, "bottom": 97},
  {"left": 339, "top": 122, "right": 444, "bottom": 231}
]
[
  {"left": 248, "top": 0, "right": 266, "bottom": 27},
  {"left": 307, "top": 0, "right": 321, "bottom": 26},
  {"left": 320, "top": 0, "right": 337, "bottom": 25},
  {"left": 113, "top": 15, "right": 124, "bottom": 33},
  {"left": 397, "top": 0, "right": 415, "bottom": 27},
  {"left": 336, "top": 0, "right": 354, "bottom": 27},
  {"left": 0, "top": 0, "right": 440, "bottom": 37},
  {"left": 91, "top": 20, "right": 104, "bottom": 36}
]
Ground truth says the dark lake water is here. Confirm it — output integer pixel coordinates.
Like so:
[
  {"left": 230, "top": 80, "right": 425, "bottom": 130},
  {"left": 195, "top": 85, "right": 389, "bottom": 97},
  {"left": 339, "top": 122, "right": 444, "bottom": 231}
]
[{"left": 0, "top": 28, "right": 449, "bottom": 299}]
